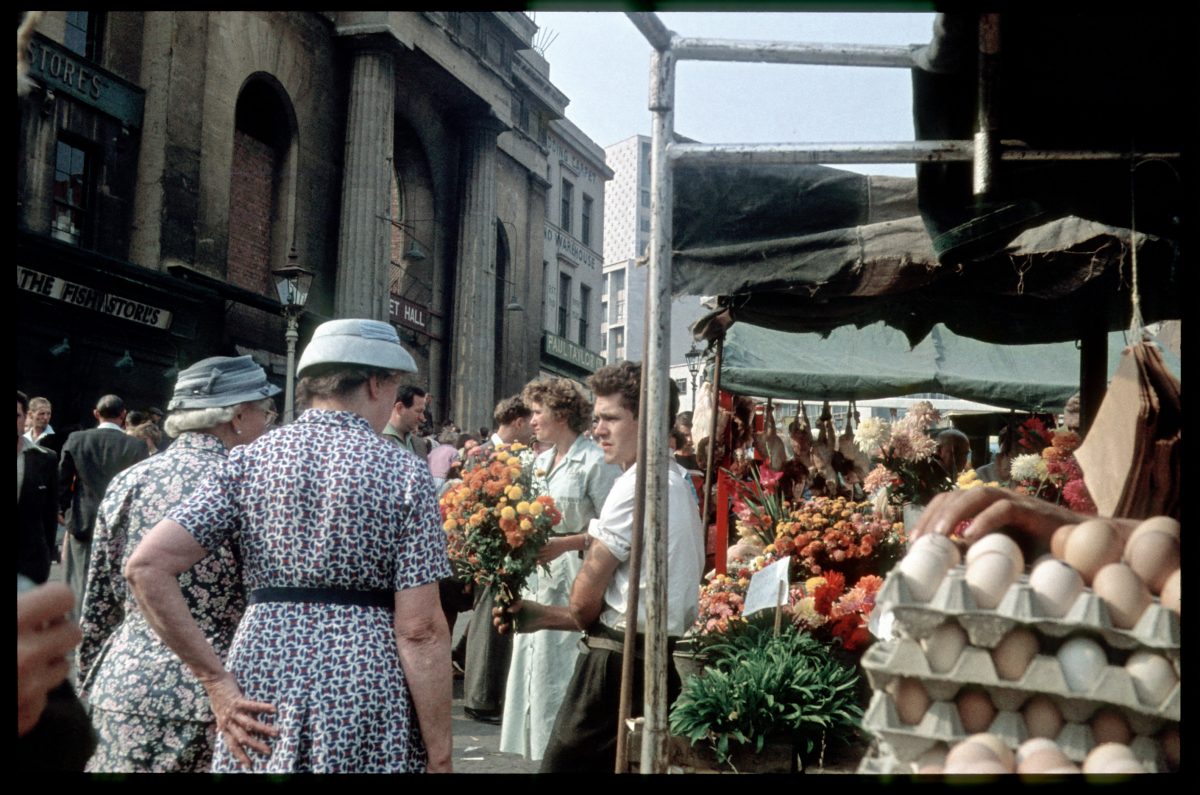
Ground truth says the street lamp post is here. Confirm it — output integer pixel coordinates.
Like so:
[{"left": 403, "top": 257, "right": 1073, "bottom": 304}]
[
  {"left": 684, "top": 342, "right": 703, "bottom": 413},
  {"left": 271, "top": 249, "right": 314, "bottom": 423}
]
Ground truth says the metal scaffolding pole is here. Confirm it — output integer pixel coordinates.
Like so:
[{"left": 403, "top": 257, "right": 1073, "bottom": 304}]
[
  {"left": 637, "top": 41, "right": 676, "bottom": 775},
  {"left": 672, "top": 37, "right": 918, "bottom": 67}
]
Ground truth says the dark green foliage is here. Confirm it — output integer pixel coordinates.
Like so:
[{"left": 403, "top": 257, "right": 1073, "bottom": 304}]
[{"left": 668, "top": 625, "right": 863, "bottom": 769}]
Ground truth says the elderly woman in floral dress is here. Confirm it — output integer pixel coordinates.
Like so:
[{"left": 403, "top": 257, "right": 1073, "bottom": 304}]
[
  {"left": 498, "top": 377, "right": 620, "bottom": 762},
  {"left": 79, "top": 356, "right": 279, "bottom": 772}
]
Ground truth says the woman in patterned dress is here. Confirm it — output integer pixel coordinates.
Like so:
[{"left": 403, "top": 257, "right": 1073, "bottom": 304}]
[
  {"left": 498, "top": 378, "right": 620, "bottom": 761},
  {"left": 79, "top": 355, "right": 280, "bottom": 772},
  {"left": 126, "top": 319, "right": 453, "bottom": 773}
]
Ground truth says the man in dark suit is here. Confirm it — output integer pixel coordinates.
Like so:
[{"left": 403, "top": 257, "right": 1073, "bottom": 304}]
[
  {"left": 17, "top": 391, "right": 60, "bottom": 584},
  {"left": 58, "top": 394, "right": 148, "bottom": 622}
]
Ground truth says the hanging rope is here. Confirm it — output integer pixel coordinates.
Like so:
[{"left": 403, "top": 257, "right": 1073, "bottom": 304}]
[{"left": 1127, "top": 156, "right": 1145, "bottom": 340}]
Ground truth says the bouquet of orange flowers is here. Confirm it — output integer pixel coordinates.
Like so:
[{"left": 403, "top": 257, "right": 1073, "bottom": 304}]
[
  {"left": 439, "top": 443, "right": 562, "bottom": 609},
  {"left": 767, "top": 496, "right": 905, "bottom": 582}
]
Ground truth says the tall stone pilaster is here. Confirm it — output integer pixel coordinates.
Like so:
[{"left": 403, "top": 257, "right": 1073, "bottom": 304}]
[
  {"left": 334, "top": 45, "right": 395, "bottom": 320},
  {"left": 450, "top": 119, "right": 503, "bottom": 431}
]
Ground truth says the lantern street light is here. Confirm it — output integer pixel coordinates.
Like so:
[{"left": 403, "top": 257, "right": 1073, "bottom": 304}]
[
  {"left": 684, "top": 342, "right": 704, "bottom": 412},
  {"left": 271, "top": 248, "right": 314, "bottom": 423}
]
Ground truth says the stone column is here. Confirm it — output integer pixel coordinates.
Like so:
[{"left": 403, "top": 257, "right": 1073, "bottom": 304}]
[
  {"left": 450, "top": 118, "right": 503, "bottom": 431},
  {"left": 334, "top": 45, "right": 395, "bottom": 320}
]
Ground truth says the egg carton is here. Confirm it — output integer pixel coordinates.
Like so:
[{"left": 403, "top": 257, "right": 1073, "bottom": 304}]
[
  {"left": 860, "top": 689, "right": 1166, "bottom": 771},
  {"left": 875, "top": 565, "right": 1180, "bottom": 656},
  {"left": 861, "top": 637, "right": 1180, "bottom": 727}
]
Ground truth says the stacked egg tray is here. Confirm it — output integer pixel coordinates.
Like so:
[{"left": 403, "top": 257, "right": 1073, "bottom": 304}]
[{"left": 855, "top": 566, "right": 1180, "bottom": 774}]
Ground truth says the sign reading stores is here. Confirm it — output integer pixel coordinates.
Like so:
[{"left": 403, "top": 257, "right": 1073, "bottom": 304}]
[
  {"left": 27, "top": 34, "right": 145, "bottom": 129},
  {"left": 18, "top": 267, "right": 172, "bottom": 330},
  {"left": 543, "top": 332, "right": 604, "bottom": 374},
  {"left": 545, "top": 223, "right": 600, "bottom": 270}
]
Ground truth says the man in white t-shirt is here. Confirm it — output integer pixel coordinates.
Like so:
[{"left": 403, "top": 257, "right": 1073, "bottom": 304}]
[{"left": 497, "top": 361, "right": 704, "bottom": 772}]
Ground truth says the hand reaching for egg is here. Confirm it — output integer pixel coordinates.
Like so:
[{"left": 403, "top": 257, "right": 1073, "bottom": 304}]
[{"left": 911, "top": 486, "right": 1137, "bottom": 557}]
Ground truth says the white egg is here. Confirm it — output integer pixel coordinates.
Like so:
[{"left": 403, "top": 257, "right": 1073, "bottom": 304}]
[
  {"left": 966, "top": 532, "right": 1025, "bottom": 574},
  {"left": 1082, "top": 742, "right": 1138, "bottom": 773},
  {"left": 1056, "top": 637, "right": 1108, "bottom": 693},
  {"left": 911, "top": 533, "right": 963, "bottom": 569},
  {"left": 1029, "top": 558, "right": 1085, "bottom": 618},
  {"left": 966, "top": 550, "right": 1018, "bottom": 609},
  {"left": 1124, "top": 651, "right": 1177, "bottom": 707},
  {"left": 898, "top": 548, "right": 950, "bottom": 602},
  {"left": 922, "top": 622, "right": 968, "bottom": 673},
  {"left": 1016, "top": 737, "right": 1064, "bottom": 768}
]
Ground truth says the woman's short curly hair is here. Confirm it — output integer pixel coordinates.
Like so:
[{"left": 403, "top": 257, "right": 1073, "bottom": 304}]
[{"left": 521, "top": 377, "right": 592, "bottom": 434}]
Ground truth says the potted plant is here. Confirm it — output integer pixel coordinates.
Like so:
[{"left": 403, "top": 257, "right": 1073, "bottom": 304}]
[{"left": 668, "top": 625, "right": 864, "bottom": 772}]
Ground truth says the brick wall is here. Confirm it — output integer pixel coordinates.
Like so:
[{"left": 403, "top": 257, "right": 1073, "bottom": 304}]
[{"left": 226, "top": 129, "right": 283, "bottom": 352}]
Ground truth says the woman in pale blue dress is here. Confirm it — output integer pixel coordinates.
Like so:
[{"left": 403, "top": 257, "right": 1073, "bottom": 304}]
[{"left": 499, "top": 378, "right": 620, "bottom": 761}]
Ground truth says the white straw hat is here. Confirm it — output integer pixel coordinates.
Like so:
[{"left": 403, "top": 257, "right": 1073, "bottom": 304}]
[{"left": 297, "top": 318, "right": 417, "bottom": 377}]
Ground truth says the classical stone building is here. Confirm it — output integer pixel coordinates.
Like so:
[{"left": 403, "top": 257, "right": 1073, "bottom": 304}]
[
  {"left": 17, "top": 11, "right": 571, "bottom": 432},
  {"left": 537, "top": 113, "right": 612, "bottom": 388}
]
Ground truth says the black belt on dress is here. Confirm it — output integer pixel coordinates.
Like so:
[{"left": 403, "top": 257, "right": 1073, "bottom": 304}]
[{"left": 247, "top": 587, "right": 394, "bottom": 609}]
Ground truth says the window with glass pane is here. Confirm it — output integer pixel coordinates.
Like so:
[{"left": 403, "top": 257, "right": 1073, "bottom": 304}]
[
  {"left": 557, "top": 272, "right": 571, "bottom": 337},
  {"left": 560, "top": 179, "right": 573, "bottom": 232},
  {"left": 52, "top": 140, "right": 90, "bottom": 245},
  {"left": 64, "top": 11, "right": 103, "bottom": 61},
  {"left": 640, "top": 189, "right": 650, "bottom": 209},
  {"left": 581, "top": 195, "right": 593, "bottom": 246},
  {"left": 579, "top": 285, "right": 590, "bottom": 345}
]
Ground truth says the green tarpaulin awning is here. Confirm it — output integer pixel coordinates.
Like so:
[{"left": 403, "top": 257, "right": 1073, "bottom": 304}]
[{"left": 717, "top": 321, "right": 1180, "bottom": 411}]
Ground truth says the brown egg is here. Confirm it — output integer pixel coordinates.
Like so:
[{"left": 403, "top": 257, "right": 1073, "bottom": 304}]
[
  {"left": 1159, "top": 569, "right": 1180, "bottom": 615},
  {"left": 1089, "top": 708, "right": 1132, "bottom": 745},
  {"left": 966, "top": 550, "right": 1018, "bottom": 609},
  {"left": 956, "top": 689, "right": 998, "bottom": 734},
  {"left": 1017, "top": 747, "right": 1072, "bottom": 774},
  {"left": 1092, "top": 562, "right": 1152, "bottom": 629},
  {"left": 1022, "top": 694, "right": 1064, "bottom": 739},
  {"left": 1159, "top": 726, "right": 1180, "bottom": 771},
  {"left": 1064, "top": 519, "right": 1123, "bottom": 585},
  {"left": 1082, "top": 742, "right": 1138, "bottom": 773},
  {"left": 1124, "top": 530, "right": 1180, "bottom": 594},
  {"left": 1050, "top": 523, "right": 1076, "bottom": 561},
  {"left": 991, "top": 627, "right": 1039, "bottom": 681},
  {"left": 890, "top": 677, "right": 929, "bottom": 725}
]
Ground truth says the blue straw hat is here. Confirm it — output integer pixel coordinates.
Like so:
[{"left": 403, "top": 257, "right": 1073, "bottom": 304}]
[
  {"left": 168, "top": 355, "right": 281, "bottom": 410},
  {"left": 297, "top": 318, "right": 417, "bottom": 378}
]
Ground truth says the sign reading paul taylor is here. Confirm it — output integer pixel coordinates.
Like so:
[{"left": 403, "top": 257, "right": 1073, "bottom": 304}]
[
  {"left": 26, "top": 34, "right": 145, "bottom": 129},
  {"left": 542, "top": 332, "right": 604, "bottom": 374},
  {"left": 389, "top": 294, "right": 440, "bottom": 340},
  {"left": 18, "top": 267, "right": 172, "bottom": 330}
]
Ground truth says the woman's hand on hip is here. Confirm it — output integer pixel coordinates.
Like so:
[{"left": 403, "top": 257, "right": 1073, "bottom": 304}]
[{"left": 203, "top": 671, "right": 278, "bottom": 769}]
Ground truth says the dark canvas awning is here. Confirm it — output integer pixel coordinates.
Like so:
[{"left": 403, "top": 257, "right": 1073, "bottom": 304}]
[{"left": 674, "top": 13, "right": 1190, "bottom": 348}]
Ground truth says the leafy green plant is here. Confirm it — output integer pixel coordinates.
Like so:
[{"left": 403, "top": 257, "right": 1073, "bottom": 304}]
[{"left": 668, "top": 625, "right": 863, "bottom": 769}]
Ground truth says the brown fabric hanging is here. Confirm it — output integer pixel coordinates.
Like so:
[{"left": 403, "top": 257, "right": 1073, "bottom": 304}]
[{"left": 1076, "top": 341, "right": 1181, "bottom": 520}]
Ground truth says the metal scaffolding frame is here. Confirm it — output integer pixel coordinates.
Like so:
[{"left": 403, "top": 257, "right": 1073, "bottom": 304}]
[{"left": 618, "top": 11, "right": 1181, "bottom": 773}]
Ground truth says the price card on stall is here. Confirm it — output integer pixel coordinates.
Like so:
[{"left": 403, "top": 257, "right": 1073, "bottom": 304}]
[{"left": 742, "top": 556, "right": 791, "bottom": 618}]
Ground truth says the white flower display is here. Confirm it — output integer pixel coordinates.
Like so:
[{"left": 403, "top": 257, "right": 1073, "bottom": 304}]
[
  {"left": 854, "top": 416, "right": 890, "bottom": 455},
  {"left": 1009, "top": 453, "right": 1048, "bottom": 483}
]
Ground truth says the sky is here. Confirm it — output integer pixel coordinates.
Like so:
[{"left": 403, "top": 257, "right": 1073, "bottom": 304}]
[{"left": 530, "top": 10, "right": 938, "bottom": 177}]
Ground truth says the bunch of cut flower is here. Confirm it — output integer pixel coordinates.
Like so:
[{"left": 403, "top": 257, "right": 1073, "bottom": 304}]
[
  {"left": 1009, "top": 426, "right": 1097, "bottom": 514},
  {"left": 789, "top": 570, "right": 884, "bottom": 654},
  {"left": 669, "top": 623, "right": 864, "bottom": 770},
  {"left": 766, "top": 495, "right": 906, "bottom": 581},
  {"left": 439, "top": 443, "right": 562, "bottom": 610},
  {"left": 854, "top": 400, "right": 953, "bottom": 506}
]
